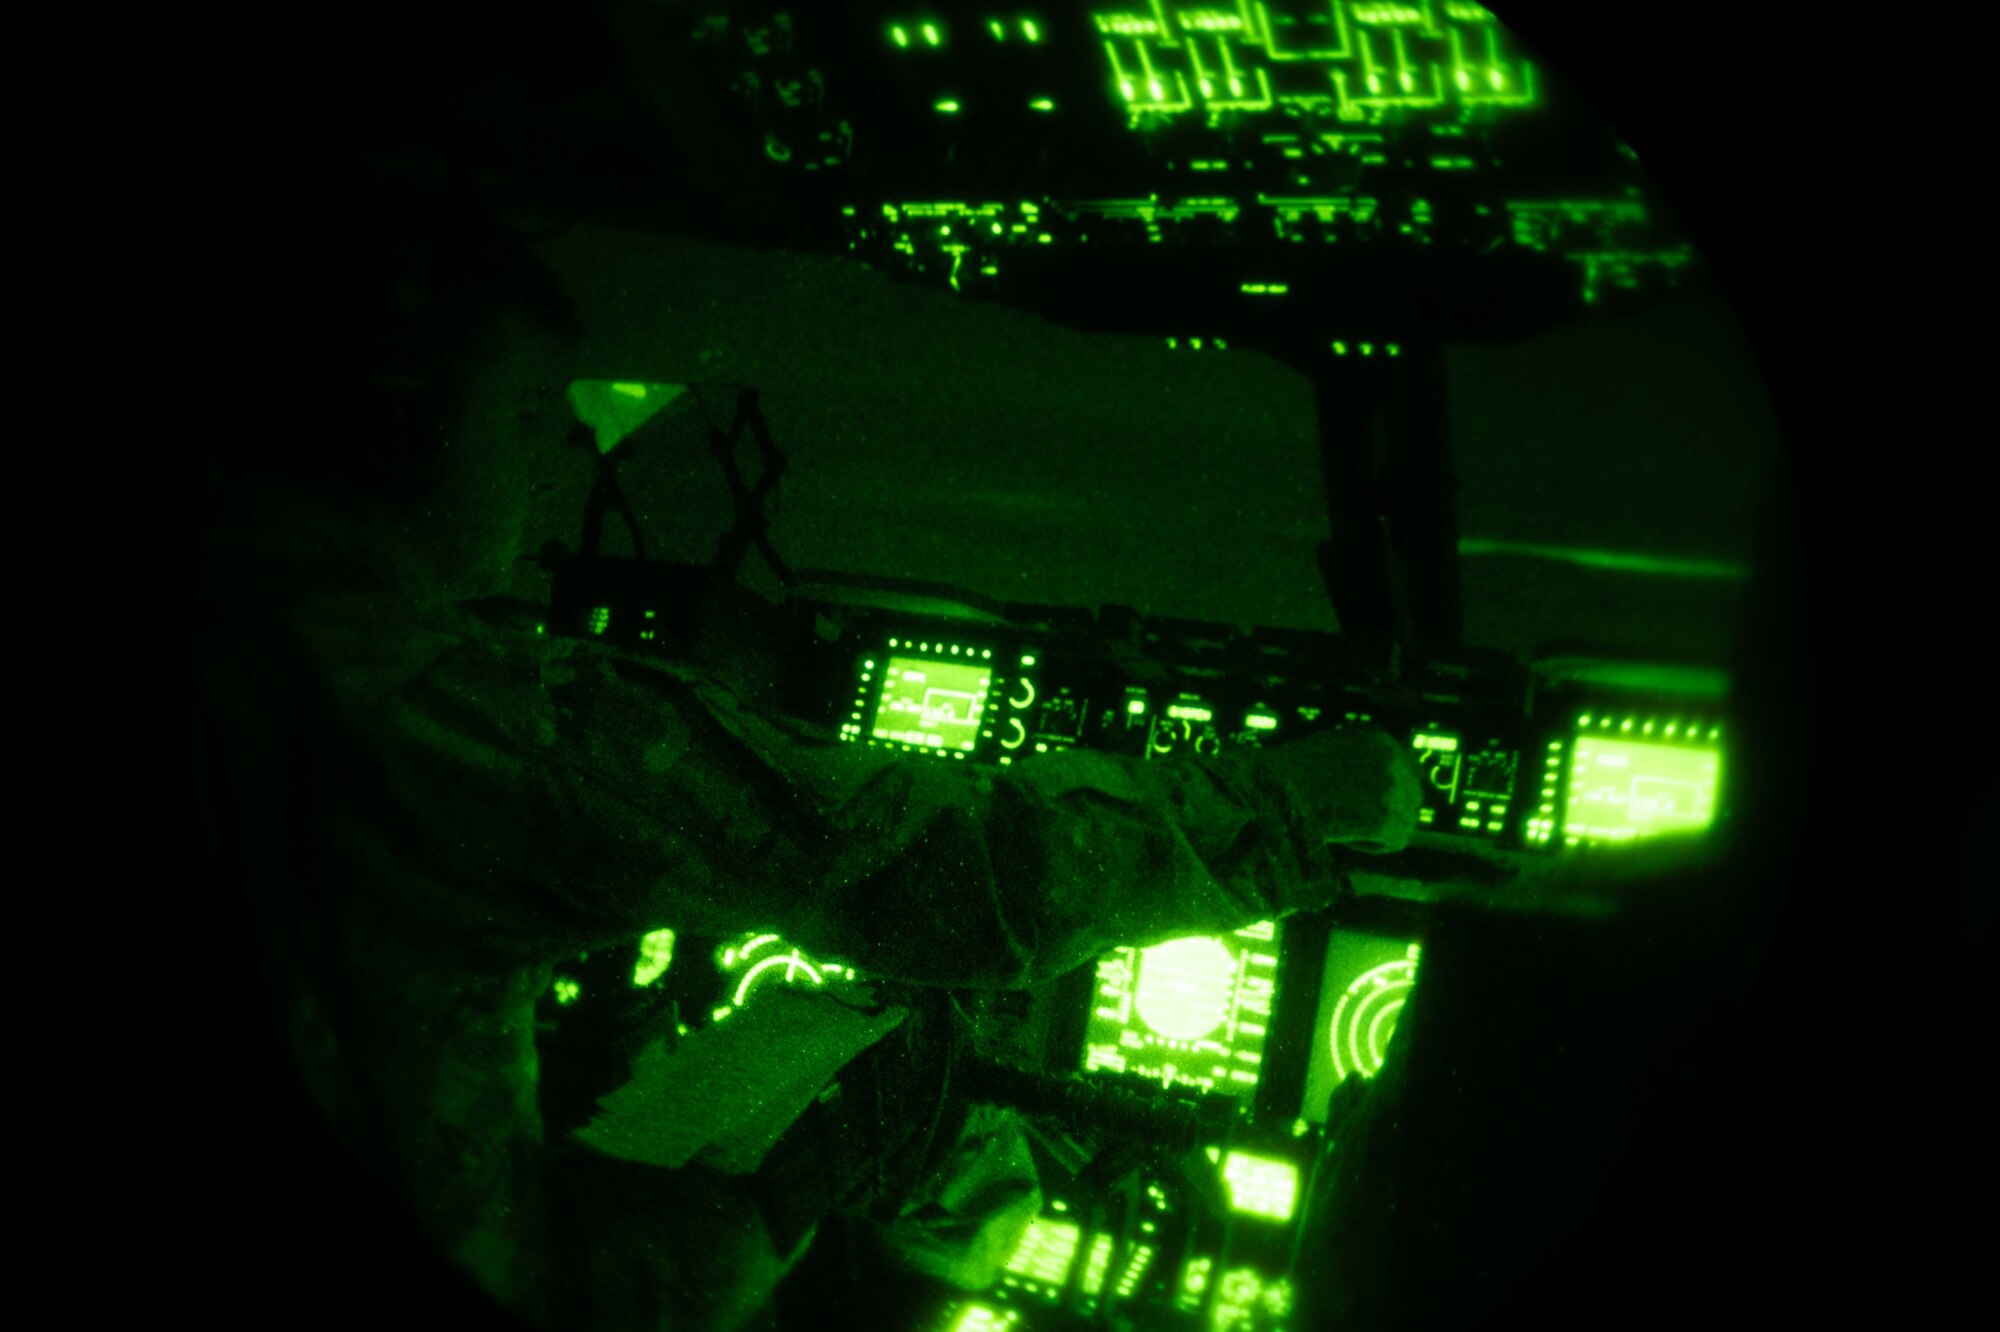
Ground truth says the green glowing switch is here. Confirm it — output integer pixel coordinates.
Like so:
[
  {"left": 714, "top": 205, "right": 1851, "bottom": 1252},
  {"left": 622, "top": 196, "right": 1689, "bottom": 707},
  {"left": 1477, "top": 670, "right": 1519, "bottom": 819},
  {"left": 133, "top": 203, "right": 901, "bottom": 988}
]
[
  {"left": 1004, "top": 1216, "right": 1081, "bottom": 1288},
  {"left": 1079, "top": 1232, "right": 1114, "bottom": 1295},
  {"left": 1207, "top": 1149, "right": 1300, "bottom": 1222},
  {"left": 1113, "top": 1242, "right": 1155, "bottom": 1298},
  {"left": 947, "top": 1304, "right": 1019, "bottom": 1332}
]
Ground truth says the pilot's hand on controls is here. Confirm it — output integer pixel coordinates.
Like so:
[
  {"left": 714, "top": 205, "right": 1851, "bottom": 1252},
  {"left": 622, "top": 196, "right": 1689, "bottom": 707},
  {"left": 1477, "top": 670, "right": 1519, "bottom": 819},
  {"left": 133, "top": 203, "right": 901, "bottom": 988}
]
[{"left": 1265, "top": 726, "right": 1422, "bottom": 855}]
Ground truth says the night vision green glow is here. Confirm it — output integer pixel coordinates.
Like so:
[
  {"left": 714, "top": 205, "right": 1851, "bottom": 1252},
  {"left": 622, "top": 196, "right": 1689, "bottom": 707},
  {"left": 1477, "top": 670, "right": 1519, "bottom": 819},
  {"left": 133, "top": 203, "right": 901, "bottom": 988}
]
[
  {"left": 1115, "top": 1242, "right": 1156, "bottom": 1298},
  {"left": 631, "top": 928, "right": 675, "bottom": 987},
  {"left": 1004, "top": 1216, "right": 1082, "bottom": 1296},
  {"left": 1179, "top": 1256, "right": 1211, "bottom": 1307},
  {"left": 565, "top": 380, "right": 688, "bottom": 456},
  {"left": 946, "top": 1303, "right": 1020, "bottom": 1332},
  {"left": 1136, "top": 937, "right": 1236, "bottom": 1038},
  {"left": 1214, "top": 1267, "right": 1294, "bottom": 1330},
  {"left": 838, "top": 8, "right": 1678, "bottom": 315},
  {"left": 1205, "top": 1147, "right": 1301, "bottom": 1222},
  {"left": 1084, "top": 921, "right": 1278, "bottom": 1097},
  {"left": 1459, "top": 538, "right": 1750, "bottom": 581},
  {"left": 1304, "top": 936, "right": 1423, "bottom": 1119},
  {"left": 871, "top": 656, "right": 992, "bottom": 751},
  {"left": 1080, "top": 1232, "right": 1115, "bottom": 1295},
  {"left": 1563, "top": 720, "right": 1722, "bottom": 845},
  {"left": 704, "top": 932, "right": 859, "bottom": 1023},
  {"left": 1329, "top": 952, "right": 1419, "bottom": 1080},
  {"left": 1092, "top": 0, "right": 1536, "bottom": 121}
]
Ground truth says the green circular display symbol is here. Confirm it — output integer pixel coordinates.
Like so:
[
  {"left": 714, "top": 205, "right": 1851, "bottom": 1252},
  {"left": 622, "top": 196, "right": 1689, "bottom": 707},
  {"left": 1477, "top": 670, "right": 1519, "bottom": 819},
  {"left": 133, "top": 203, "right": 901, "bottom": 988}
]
[
  {"left": 1328, "top": 958, "right": 1419, "bottom": 1080},
  {"left": 1134, "top": 937, "right": 1237, "bottom": 1041}
]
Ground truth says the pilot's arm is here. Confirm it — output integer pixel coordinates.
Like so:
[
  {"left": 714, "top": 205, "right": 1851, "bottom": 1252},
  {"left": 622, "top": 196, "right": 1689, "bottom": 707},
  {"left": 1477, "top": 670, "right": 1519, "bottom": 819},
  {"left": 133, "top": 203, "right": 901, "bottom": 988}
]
[{"left": 303, "top": 592, "right": 1421, "bottom": 985}]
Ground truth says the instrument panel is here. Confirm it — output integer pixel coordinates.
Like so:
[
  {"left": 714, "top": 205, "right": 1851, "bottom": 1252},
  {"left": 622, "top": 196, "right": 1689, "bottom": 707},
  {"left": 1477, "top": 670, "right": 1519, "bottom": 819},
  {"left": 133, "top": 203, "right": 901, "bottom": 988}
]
[
  {"left": 808, "top": 591, "right": 1727, "bottom": 855},
  {"left": 542, "top": 560, "right": 1737, "bottom": 1332},
  {"left": 544, "top": 557, "right": 1731, "bottom": 854}
]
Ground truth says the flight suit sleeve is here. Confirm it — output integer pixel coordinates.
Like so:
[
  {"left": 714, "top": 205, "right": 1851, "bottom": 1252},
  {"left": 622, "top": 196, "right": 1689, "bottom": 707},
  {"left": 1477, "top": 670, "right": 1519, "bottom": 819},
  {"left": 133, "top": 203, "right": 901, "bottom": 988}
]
[{"left": 304, "top": 599, "right": 1419, "bottom": 987}]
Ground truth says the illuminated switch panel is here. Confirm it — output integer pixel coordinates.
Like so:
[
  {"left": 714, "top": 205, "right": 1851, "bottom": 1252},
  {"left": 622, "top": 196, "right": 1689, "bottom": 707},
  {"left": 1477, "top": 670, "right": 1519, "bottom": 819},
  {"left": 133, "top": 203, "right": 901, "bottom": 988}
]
[
  {"left": 995, "top": 649, "right": 1042, "bottom": 766},
  {"left": 706, "top": 932, "right": 860, "bottom": 1025},
  {"left": 1205, "top": 1147, "right": 1302, "bottom": 1223},
  {"left": 1176, "top": 1256, "right": 1299, "bottom": 1324},
  {"left": 1147, "top": 693, "right": 1224, "bottom": 758},
  {"left": 1073, "top": 1231, "right": 1160, "bottom": 1315},
  {"left": 1110, "top": 1239, "right": 1156, "bottom": 1302},
  {"left": 937, "top": 1301, "right": 1021, "bottom": 1332},
  {"left": 1000, "top": 1212, "right": 1081, "bottom": 1302},
  {"left": 1410, "top": 727, "right": 1518, "bottom": 838}
]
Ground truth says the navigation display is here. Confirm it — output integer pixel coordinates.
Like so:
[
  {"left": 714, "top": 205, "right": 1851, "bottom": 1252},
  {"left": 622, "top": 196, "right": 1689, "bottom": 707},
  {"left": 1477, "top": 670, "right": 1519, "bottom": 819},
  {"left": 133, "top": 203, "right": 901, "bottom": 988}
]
[
  {"left": 1080, "top": 920, "right": 1280, "bottom": 1098},
  {"left": 1563, "top": 716, "right": 1722, "bottom": 844},
  {"left": 1302, "top": 932, "right": 1423, "bottom": 1124},
  {"left": 871, "top": 655, "right": 992, "bottom": 751}
]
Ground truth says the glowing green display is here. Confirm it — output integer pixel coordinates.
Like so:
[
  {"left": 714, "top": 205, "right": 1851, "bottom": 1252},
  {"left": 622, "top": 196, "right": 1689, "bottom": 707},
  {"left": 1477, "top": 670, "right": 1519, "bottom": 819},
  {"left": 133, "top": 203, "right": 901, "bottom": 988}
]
[
  {"left": 1304, "top": 934, "right": 1422, "bottom": 1119},
  {"left": 871, "top": 655, "right": 992, "bottom": 751},
  {"left": 1328, "top": 953, "right": 1417, "bottom": 1079},
  {"left": 1083, "top": 921, "right": 1278, "bottom": 1097},
  {"left": 631, "top": 928, "right": 676, "bottom": 987},
  {"left": 1562, "top": 716, "right": 1722, "bottom": 845},
  {"left": 1205, "top": 1147, "right": 1301, "bottom": 1222}
]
